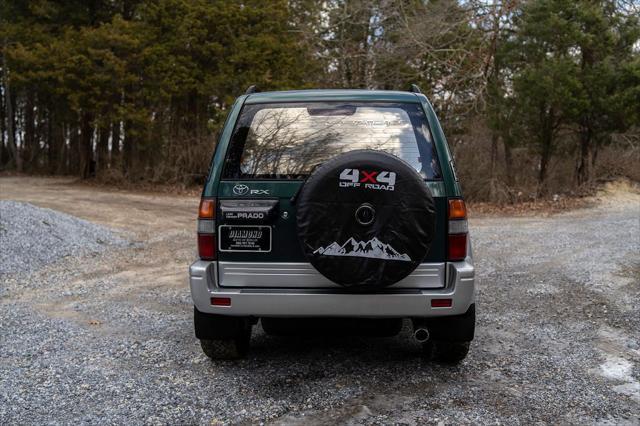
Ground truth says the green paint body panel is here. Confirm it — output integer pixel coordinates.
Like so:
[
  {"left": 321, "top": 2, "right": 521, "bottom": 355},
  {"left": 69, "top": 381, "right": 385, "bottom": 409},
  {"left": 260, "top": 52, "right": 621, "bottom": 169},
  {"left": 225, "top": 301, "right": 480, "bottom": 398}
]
[
  {"left": 244, "top": 89, "right": 421, "bottom": 104},
  {"left": 203, "top": 89, "right": 462, "bottom": 264}
]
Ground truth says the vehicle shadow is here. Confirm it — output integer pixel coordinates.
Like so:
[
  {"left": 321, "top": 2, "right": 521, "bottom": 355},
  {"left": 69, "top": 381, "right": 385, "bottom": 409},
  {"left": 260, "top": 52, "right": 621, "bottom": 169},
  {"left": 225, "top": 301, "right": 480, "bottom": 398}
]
[
  {"left": 246, "top": 318, "right": 429, "bottom": 363},
  {"left": 192, "top": 318, "right": 474, "bottom": 406}
]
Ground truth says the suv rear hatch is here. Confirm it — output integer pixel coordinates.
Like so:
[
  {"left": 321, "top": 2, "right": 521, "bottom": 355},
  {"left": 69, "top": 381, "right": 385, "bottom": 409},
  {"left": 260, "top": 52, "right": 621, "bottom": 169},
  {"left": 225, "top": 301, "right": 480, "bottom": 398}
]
[{"left": 214, "top": 101, "right": 448, "bottom": 289}]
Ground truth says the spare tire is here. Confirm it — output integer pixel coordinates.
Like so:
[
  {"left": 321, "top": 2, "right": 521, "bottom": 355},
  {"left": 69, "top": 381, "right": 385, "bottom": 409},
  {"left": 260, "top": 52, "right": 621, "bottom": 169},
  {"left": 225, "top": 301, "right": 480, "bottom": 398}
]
[{"left": 296, "top": 150, "right": 436, "bottom": 289}]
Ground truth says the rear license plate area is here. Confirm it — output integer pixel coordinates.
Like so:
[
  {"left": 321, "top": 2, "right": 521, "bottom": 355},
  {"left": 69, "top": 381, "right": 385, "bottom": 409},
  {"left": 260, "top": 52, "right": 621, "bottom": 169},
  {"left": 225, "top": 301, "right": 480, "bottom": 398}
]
[{"left": 219, "top": 225, "right": 272, "bottom": 252}]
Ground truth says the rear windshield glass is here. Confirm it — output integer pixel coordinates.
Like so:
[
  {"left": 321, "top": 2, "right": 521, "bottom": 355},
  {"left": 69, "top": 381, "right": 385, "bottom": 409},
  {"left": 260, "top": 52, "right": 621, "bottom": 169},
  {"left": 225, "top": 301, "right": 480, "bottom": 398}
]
[{"left": 222, "top": 102, "right": 441, "bottom": 180}]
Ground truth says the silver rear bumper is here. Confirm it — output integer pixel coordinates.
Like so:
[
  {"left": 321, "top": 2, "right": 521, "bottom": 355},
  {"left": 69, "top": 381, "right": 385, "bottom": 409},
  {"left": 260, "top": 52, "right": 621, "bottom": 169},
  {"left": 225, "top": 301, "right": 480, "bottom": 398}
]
[{"left": 189, "top": 259, "right": 475, "bottom": 318}]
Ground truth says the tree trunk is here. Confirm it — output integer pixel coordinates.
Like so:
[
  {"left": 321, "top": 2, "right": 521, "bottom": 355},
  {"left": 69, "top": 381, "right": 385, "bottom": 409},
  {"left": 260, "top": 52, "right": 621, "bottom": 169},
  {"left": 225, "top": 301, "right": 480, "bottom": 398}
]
[
  {"left": 489, "top": 132, "right": 499, "bottom": 201},
  {"left": 23, "top": 91, "right": 36, "bottom": 170},
  {"left": 52, "top": 119, "right": 65, "bottom": 174},
  {"left": 575, "top": 126, "right": 592, "bottom": 185},
  {"left": 0, "top": 139, "right": 7, "bottom": 168},
  {"left": 59, "top": 122, "right": 68, "bottom": 173},
  {"left": 46, "top": 109, "right": 53, "bottom": 173},
  {"left": 591, "top": 135, "right": 602, "bottom": 169},
  {"left": 96, "top": 123, "right": 109, "bottom": 173},
  {"left": 538, "top": 132, "right": 553, "bottom": 195},
  {"left": 3, "top": 43, "right": 22, "bottom": 172},
  {"left": 34, "top": 100, "right": 48, "bottom": 168},
  {"left": 538, "top": 150, "right": 549, "bottom": 187},
  {"left": 110, "top": 120, "right": 120, "bottom": 168},
  {"left": 45, "top": 107, "right": 62, "bottom": 174},
  {"left": 68, "top": 123, "right": 80, "bottom": 174},
  {"left": 79, "top": 112, "right": 94, "bottom": 178},
  {"left": 503, "top": 138, "right": 514, "bottom": 187},
  {"left": 576, "top": 45, "right": 594, "bottom": 186},
  {"left": 537, "top": 105, "right": 556, "bottom": 196},
  {"left": 122, "top": 119, "right": 136, "bottom": 178},
  {"left": 0, "top": 75, "right": 5, "bottom": 168}
]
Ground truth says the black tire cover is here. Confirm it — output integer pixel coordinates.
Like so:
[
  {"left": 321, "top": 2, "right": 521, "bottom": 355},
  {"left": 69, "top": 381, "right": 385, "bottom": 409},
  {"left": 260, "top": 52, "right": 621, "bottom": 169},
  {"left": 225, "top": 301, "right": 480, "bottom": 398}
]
[{"left": 296, "top": 150, "right": 436, "bottom": 288}]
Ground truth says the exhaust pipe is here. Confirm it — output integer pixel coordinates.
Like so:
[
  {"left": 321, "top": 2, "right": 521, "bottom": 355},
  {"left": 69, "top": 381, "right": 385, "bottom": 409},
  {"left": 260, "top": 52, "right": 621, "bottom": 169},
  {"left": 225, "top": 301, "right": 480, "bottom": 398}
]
[{"left": 413, "top": 327, "right": 430, "bottom": 343}]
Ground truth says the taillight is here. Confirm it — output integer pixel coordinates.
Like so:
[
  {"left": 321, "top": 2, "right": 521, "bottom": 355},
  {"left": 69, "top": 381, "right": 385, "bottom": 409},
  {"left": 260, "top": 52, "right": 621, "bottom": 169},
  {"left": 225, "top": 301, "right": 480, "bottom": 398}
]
[
  {"left": 448, "top": 199, "right": 468, "bottom": 261},
  {"left": 198, "top": 199, "right": 216, "bottom": 260},
  {"left": 448, "top": 234, "right": 467, "bottom": 260},
  {"left": 198, "top": 234, "right": 216, "bottom": 259}
]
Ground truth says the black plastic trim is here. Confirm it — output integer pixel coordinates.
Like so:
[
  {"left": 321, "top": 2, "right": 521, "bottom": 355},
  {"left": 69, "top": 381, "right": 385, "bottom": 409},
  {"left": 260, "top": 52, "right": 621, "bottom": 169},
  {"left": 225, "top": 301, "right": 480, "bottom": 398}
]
[
  {"left": 416, "top": 303, "right": 475, "bottom": 342},
  {"left": 194, "top": 307, "right": 250, "bottom": 339}
]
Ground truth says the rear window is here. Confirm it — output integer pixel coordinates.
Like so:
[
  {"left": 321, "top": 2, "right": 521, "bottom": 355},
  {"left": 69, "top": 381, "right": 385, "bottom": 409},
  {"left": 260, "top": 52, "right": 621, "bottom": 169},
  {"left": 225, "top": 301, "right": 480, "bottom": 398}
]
[{"left": 222, "top": 102, "right": 441, "bottom": 180}]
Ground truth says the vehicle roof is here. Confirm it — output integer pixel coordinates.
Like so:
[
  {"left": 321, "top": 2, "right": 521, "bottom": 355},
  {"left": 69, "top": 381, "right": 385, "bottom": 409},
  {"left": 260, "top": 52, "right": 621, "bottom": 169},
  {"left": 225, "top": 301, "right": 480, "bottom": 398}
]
[{"left": 244, "top": 89, "right": 423, "bottom": 104}]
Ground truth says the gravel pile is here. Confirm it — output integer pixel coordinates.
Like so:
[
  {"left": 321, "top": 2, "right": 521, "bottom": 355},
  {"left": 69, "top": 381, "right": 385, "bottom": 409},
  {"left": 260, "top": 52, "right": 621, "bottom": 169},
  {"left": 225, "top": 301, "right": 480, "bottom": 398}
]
[{"left": 0, "top": 201, "right": 124, "bottom": 276}]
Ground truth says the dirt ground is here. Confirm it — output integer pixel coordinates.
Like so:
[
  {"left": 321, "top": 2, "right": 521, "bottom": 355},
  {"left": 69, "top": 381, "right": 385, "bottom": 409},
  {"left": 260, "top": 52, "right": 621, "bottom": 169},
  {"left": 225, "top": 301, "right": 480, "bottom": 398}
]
[{"left": 1, "top": 176, "right": 639, "bottom": 424}]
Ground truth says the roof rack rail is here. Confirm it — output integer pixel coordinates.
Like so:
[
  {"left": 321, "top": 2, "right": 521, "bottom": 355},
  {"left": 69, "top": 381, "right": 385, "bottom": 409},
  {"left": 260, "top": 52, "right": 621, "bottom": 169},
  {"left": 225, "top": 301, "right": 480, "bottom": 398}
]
[
  {"left": 409, "top": 84, "right": 422, "bottom": 94},
  {"left": 245, "top": 85, "right": 259, "bottom": 94}
]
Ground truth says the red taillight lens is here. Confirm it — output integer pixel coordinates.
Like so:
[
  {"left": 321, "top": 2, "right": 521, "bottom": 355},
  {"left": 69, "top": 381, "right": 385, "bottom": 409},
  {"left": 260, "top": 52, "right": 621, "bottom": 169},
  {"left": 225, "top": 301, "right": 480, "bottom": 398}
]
[
  {"left": 198, "top": 233, "right": 216, "bottom": 260},
  {"left": 431, "top": 298, "right": 453, "bottom": 308},
  {"left": 448, "top": 233, "right": 467, "bottom": 261}
]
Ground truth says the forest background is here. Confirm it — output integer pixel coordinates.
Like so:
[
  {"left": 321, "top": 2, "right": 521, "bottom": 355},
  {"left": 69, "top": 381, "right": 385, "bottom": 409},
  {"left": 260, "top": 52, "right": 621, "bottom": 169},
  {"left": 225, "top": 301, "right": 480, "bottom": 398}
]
[{"left": 1, "top": 0, "right": 638, "bottom": 202}]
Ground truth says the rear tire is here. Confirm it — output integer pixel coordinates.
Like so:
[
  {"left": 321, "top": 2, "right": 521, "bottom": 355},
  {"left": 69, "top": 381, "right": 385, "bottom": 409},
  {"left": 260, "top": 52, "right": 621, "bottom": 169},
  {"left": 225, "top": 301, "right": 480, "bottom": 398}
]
[
  {"left": 194, "top": 307, "right": 252, "bottom": 360},
  {"left": 199, "top": 328, "right": 251, "bottom": 360},
  {"left": 422, "top": 340, "right": 470, "bottom": 364}
]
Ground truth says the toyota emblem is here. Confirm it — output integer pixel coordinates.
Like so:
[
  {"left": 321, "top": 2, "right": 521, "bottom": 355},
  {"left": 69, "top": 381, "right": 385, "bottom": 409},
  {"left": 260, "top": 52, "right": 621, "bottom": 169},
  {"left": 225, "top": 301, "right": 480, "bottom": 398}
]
[{"left": 233, "top": 184, "right": 249, "bottom": 196}]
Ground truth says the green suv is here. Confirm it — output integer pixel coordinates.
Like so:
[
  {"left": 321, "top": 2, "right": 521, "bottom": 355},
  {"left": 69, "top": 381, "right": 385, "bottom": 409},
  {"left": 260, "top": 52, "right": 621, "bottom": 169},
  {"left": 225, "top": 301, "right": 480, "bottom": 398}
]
[{"left": 190, "top": 87, "right": 475, "bottom": 363}]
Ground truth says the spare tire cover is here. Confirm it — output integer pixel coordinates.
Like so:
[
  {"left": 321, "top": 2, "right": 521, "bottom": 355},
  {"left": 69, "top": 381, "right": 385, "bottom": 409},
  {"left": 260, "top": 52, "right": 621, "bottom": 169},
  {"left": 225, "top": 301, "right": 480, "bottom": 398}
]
[{"left": 296, "top": 150, "right": 436, "bottom": 288}]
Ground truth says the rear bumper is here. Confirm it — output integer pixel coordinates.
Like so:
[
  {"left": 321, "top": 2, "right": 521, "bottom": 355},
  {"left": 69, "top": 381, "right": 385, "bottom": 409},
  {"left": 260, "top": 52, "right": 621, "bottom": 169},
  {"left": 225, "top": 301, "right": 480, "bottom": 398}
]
[{"left": 189, "top": 259, "right": 474, "bottom": 318}]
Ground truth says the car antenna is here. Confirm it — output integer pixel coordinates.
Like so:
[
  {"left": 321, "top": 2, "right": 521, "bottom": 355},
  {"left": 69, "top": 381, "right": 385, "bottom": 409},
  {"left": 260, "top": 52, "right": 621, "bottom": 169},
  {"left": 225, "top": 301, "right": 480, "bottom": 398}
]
[
  {"left": 245, "top": 85, "right": 260, "bottom": 94},
  {"left": 409, "top": 84, "right": 422, "bottom": 94}
]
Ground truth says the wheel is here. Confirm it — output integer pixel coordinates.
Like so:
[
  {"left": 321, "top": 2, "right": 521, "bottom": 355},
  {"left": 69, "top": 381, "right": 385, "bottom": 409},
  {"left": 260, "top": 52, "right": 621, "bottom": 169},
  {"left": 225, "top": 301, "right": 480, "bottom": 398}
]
[
  {"left": 194, "top": 307, "right": 252, "bottom": 360},
  {"left": 422, "top": 340, "right": 470, "bottom": 364},
  {"left": 199, "top": 327, "right": 251, "bottom": 360}
]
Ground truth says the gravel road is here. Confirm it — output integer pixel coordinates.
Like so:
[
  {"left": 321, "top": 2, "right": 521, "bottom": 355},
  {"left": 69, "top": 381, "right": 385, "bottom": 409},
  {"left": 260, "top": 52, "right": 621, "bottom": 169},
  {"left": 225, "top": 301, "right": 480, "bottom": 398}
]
[{"left": 1, "top": 177, "right": 638, "bottom": 425}]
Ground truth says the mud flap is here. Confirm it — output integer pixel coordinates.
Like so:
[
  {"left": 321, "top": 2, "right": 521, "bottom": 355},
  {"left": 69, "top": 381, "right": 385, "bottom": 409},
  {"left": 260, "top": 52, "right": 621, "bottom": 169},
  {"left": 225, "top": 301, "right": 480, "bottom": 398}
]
[
  {"left": 194, "top": 307, "right": 252, "bottom": 340},
  {"left": 415, "top": 304, "right": 475, "bottom": 342}
]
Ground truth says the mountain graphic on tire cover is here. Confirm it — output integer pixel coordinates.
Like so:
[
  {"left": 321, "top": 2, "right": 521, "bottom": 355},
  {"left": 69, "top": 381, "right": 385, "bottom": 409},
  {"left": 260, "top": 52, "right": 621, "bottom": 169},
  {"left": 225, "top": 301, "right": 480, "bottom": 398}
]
[{"left": 313, "top": 237, "right": 411, "bottom": 261}]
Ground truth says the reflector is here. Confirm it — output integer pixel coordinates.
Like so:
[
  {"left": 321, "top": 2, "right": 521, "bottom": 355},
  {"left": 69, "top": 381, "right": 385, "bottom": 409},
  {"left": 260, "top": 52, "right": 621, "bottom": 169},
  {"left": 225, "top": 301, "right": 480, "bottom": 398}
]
[
  {"left": 431, "top": 298, "right": 452, "bottom": 308},
  {"left": 211, "top": 297, "right": 231, "bottom": 306}
]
